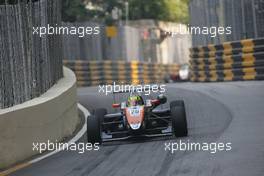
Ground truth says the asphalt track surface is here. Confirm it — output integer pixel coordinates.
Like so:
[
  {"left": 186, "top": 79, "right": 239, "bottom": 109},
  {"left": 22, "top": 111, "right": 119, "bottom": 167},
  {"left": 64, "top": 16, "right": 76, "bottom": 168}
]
[{"left": 11, "top": 81, "right": 264, "bottom": 176}]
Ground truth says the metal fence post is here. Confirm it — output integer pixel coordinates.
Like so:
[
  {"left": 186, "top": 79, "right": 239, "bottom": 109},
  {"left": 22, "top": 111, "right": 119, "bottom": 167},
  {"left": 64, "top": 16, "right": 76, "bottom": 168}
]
[{"left": 252, "top": 0, "right": 258, "bottom": 38}]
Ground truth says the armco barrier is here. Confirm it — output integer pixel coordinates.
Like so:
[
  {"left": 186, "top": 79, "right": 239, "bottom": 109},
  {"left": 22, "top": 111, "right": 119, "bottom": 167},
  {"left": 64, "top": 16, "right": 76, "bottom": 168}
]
[
  {"left": 63, "top": 60, "right": 180, "bottom": 86},
  {"left": 189, "top": 38, "right": 264, "bottom": 82}
]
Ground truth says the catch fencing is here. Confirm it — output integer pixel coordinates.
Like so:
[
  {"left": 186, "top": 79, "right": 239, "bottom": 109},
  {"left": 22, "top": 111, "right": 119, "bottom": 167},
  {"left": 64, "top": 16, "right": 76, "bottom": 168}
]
[
  {"left": 64, "top": 60, "right": 179, "bottom": 87},
  {"left": 62, "top": 24, "right": 139, "bottom": 62},
  {"left": 0, "top": 0, "right": 63, "bottom": 109},
  {"left": 189, "top": 0, "right": 264, "bottom": 46},
  {"left": 189, "top": 38, "right": 264, "bottom": 82},
  {"left": 62, "top": 21, "right": 191, "bottom": 64}
]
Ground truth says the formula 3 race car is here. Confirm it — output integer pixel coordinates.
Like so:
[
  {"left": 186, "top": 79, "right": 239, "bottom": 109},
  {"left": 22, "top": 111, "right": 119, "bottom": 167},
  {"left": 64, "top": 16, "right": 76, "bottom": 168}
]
[{"left": 87, "top": 90, "right": 188, "bottom": 144}]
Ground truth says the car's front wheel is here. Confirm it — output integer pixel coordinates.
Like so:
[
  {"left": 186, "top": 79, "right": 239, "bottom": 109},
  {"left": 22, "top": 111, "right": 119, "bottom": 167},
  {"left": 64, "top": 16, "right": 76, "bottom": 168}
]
[
  {"left": 87, "top": 108, "right": 107, "bottom": 144},
  {"left": 170, "top": 100, "right": 188, "bottom": 137}
]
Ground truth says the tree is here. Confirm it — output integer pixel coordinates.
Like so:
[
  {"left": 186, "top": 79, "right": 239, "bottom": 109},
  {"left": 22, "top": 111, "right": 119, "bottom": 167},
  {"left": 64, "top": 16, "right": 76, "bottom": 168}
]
[
  {"left": 83, "top": 0, "right": 125, "bottom": 24},
  {"left": 67, "top": 0, "right": 189, "bottom": 23},
  {"left": 127, "top": 0, "right": 189, "bottom": 23},
  {"left": 128, "top": 0, "right": 168, "bottom": 21},
  {"left": 1, "top": 0, "right": 189, "bottom": 23},
  {"left": 163, "top": 0, "right": 189, "bottom": 23},
  {"left": 62, "top": 0, "right": 88, "bottom": 22}
]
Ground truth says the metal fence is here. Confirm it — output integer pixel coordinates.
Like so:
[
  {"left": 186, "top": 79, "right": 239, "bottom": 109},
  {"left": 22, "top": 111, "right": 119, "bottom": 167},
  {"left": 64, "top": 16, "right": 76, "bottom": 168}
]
[
  {"left": 62, "top": 22, "right": 191, "bottom": 64},
  {"left": 62, "top": 22, "right": 104, "bottom": 61},
  {"left": 62, "top": 24, "right": 144, "bottom": 62},
  {"left": 0, "top": 0, "right": 63, "bottom": 109},
  {"left": 189, "top": 0, "right": 264, "bottom": 46}
]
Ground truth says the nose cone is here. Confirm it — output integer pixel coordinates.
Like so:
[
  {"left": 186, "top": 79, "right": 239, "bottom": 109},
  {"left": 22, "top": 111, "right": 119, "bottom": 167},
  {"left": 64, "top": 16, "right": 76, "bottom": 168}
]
[
  {"left": 125, "top": 106, "right": 145, "bottom": 130},
  {"left": 130, "top": 123, "right": 141, "bottom": 130}
]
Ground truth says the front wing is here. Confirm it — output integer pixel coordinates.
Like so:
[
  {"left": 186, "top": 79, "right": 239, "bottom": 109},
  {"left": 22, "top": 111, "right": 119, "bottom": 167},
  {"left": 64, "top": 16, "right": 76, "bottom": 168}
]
[{"left": 100, "top": 109, "right": 173, "bottom": 142}]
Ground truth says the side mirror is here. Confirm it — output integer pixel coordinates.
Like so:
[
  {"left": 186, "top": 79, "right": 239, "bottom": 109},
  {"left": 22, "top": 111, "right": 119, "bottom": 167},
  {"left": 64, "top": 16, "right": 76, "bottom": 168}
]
[
  {"left": 112, "top": 103, "right": 120, "bottom": 108},
  {"left": 157, "top": 94, "right": 167, "bottom": 104}
]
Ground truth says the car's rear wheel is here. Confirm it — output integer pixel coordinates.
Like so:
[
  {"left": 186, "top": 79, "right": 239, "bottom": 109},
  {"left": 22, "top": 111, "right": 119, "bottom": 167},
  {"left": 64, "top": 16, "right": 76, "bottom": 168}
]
[
  {"left": 170, "top": 100, "right": 188, "bottom": 137},
  {"left": 87, "top": 108, "right": 107, "bottom": 144}
]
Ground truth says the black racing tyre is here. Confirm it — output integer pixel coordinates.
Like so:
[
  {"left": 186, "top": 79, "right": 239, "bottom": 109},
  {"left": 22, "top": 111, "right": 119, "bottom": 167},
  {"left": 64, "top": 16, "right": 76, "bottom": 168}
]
[
  {"left": 87, "top": 108, "right": 107, "bottom": 144},
  {"left": 170, "top": 100, "right": 188, "bottom": 137},
  {"left": 94, "top": 108, "right": 107, "bottom": 121}
]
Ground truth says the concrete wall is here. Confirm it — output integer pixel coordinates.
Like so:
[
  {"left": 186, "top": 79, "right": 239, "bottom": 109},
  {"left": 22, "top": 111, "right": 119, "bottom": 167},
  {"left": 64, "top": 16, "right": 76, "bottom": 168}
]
[{"left": 0, "top": 67, "right": 79, "bottom": 169}]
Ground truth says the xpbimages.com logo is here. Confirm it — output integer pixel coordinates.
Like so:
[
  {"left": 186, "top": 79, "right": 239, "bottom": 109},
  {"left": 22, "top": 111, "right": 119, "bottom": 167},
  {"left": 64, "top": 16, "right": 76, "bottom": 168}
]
[
  {"left": 32, "top": 140, "right": 99, "bottom": 154},
  {"left": 32, "top": 24, "right": 100, "bottom": 38},
  {"left": 164, "top": 140, "right": 232, "bottom": 154},
  {"left": 98, "top": 82, "right": 166, "bottom": 95}
]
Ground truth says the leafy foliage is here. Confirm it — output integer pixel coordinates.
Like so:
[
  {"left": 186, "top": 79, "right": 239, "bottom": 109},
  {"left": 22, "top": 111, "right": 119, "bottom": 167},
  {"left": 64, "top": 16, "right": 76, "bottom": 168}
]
[
  {"left": 83, "top": 0, "right": 189, "bottom": 23},
  {"left": 62, "top": 0, "right": 88, "bottom": 22},
  {"left": 0, "top": 0, "right": 189, "bottom": 23},
  {"left": 163, "top": 0, "right": 189, "bottom": 23}
]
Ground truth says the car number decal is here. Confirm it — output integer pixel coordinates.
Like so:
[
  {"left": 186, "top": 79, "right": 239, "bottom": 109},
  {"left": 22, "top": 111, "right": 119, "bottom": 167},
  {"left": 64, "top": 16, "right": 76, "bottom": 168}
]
[{"left": 130, "top": 108, "right": 140, "bottom": 117}]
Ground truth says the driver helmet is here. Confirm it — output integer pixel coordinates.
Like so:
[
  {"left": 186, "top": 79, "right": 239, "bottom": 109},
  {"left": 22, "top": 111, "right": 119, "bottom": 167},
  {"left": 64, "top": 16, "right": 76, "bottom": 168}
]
[{"left": 127, "top": 95, "right": 143, "bottom": 106}]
